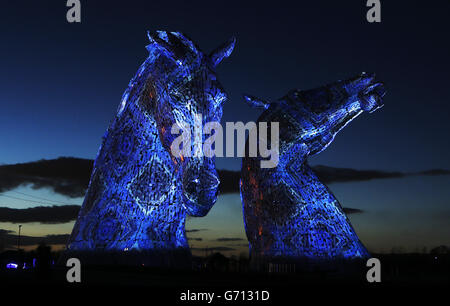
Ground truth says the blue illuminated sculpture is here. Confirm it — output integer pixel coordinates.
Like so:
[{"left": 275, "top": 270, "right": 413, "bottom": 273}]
[
  {"left": 67, "top": 31, "right": 235, "bottom": 256},
  {"left": 241, "top": 73, "right": 386, "bottom": 261}
]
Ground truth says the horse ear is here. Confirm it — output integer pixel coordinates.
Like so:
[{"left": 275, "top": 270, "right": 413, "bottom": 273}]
[
  {"left": 243, "top": 94, "right": 271, "bottom": 109},
  {"left": 209, "top": 37, "right": 236, "bottom": 67},
  {"left": 147, "top": 30, "right": 169, "bottom": 43},
  {"left": 147, "top": 31, "right": 155, "bottom": 43},
  {"left": 146, "top": 31, "right": 173, "bottom": 52},
  {"left": 146, "top": 31, "right": 165, "bottom": 52}
]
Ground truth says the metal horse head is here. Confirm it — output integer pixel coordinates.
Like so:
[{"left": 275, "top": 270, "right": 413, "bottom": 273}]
[
  {"left": 67, "top": 32, "right": 235, "bottom": 257},
  {"left": 241, "top": 73, "right": 385, "bottom": 260},
  {"left": 244, "top": 73, "right": 386, "bottom": 160}
]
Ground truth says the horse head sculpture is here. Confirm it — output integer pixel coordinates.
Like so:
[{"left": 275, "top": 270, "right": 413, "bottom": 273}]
[
  {"left": 67, "top": 31, "right": 235, "bottom": 259},
  {"left": 241, "top": 73, "right": 385, "bottom": 261}
]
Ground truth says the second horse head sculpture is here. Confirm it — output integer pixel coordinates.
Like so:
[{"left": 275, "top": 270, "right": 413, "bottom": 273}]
[{"left": 241, "top": 73, "right": 386, "bottom": 261}]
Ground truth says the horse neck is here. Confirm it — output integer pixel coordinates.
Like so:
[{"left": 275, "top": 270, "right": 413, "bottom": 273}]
[
  {"left": 287, "top": 160, "right": 338, "bottom": 209},
  {"left": 272, "top": 141, "right": 342, "bottom": 212}
]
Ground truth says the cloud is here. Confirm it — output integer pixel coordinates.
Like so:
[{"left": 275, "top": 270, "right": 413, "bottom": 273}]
[
  {"left": 0, "top": 230, "right": 69, "bottom": 249},
  {"left": 342, "top": 207, "right": 364, "bottom": 214},
  {"left": 216, "top": 238, "right": 244, "bottom": 242},
  {"left": 186, "top": 228, "right": 208, "bottom": 233},
  {"left": 418, "top": 169, "right": 450, "bottom": 176},
  {"left": 0, "top": 205, "right": 80, "bottom": 224},
  {"left": 313, "top": 165, "right": 406, "bottom": 183},
  {"left": 0, "top": 157, "right": 448, "bottom": 198},
  {"left": 218, "top": 166, "right": 447, "bottom": 193},
  {"left": 0, "top": 229, "right": 14, "bottom": 235},
  {"left": 191, "top": 247, "right": 235, "bottom": 252},
  {"left": 18, "top": 234, "right": 70, "bottom": 246},
  {"left": 230, "top": 243, "right": 249, "bottom": 247},
  {"left": 0, "top": 157, "right": 92, "bottom": 198}
]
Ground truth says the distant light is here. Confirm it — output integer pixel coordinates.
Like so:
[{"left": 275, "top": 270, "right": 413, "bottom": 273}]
[{"left": 6, "top": 263, "right": 18, "bottom": 269}]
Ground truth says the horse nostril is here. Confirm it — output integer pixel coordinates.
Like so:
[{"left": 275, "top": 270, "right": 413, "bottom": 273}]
[{"left": 184, "top": 179, "right": 199, "bottom": 194}]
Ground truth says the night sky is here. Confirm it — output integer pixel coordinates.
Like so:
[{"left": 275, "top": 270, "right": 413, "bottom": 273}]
[{"left": 0, "top": 0, "right": 449, "bottom": 255}]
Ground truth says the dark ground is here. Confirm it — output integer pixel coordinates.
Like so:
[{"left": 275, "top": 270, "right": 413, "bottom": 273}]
[{"left": 0, "top": 253, "right": 449, "bottom": 303}]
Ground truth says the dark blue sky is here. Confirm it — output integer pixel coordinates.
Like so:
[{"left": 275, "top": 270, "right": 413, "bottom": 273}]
[{"left": 1, "top": 0, "right": 449, "bottom": 172}]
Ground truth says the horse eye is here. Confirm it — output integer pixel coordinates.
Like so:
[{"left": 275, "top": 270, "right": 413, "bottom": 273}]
[{"left": 169, "top": 92, "right": 182, "bottom": 101}]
